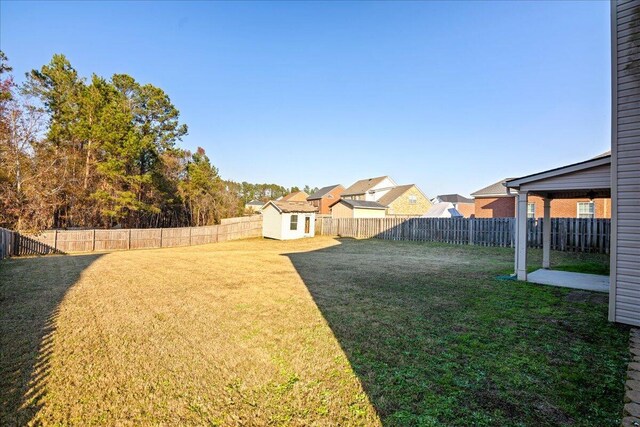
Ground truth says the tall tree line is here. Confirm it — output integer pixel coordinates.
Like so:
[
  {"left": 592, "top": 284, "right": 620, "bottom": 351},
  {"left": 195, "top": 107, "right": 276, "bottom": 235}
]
[{"left": 0, "top": 53, "right": 304, "bottom": 231}]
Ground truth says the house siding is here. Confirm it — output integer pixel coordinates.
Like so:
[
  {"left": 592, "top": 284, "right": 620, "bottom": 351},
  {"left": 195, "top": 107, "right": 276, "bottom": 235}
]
[
  {"left": 331, "top": 201, "right": 355, "bottom": 218},
  {"left": 517, "top": 164, "right": 611, "bottom": 192},
  {"left": 612, "top": 0, "right": 640, "bottom": 325},
  {"left": 330, "top": 201, "right": 386, "bottom": 218}
]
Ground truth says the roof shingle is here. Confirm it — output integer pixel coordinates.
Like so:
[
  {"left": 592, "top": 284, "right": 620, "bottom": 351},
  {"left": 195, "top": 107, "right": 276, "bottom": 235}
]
[
  {"left": 267, "top": 201, "right": 318, "bottom": 213},
  {"left": 307, "top": 184, "right": 344, "bottom": 200},
  {"left": 471, "top": 178, "right": 515, "bottom": 197},
  {"left": 342, "top": 176, "right": 390, "bottom": 196}
]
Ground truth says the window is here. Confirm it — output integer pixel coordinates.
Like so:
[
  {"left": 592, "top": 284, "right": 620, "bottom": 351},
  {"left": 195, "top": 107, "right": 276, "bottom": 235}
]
[
  {"left": 527, "top": 203, "right": 536, "bottom": 219},
  {"left": 577, "top": 202, "right": 595, "bottom": 219},
  {"left": 408, "top": 195, "right": 417, "bottom": 205},
  {"left": 290, "top": 214, "right": 298, "bottom": 230}
]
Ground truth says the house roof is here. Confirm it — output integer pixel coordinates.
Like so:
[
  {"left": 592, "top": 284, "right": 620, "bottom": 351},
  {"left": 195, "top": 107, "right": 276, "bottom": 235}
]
[
  {"left": 264, "top": 200, "right": 318, "bottom": 213},
  {"left": 281, "top": 191, "right": 309, "bottom": 202},
  {"left": 307, "top": 184, "right": 344, "bottom": 200},
  {"left": 471, "top": 178, "right": 516, "bottom": 198},
  {"left": 377, "top": 184, "right": 416, "bottom": 206},
  {"left": 246, "top": 199, "right": 264, "bottom": 206},
  {"left": 342, "top": 176, "right": 391, "bottom": 196},
  {"left": 505, "top": 155, "right": 611, "bottom": 189},
  {"left": 436, "top": 194, "right": 473, "bottom": 204},
  {"left": 333, "top": 199, "right": 387, "bottom": 210}
]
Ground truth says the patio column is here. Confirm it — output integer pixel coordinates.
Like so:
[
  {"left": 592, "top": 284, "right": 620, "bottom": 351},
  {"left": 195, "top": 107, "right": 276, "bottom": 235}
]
[
  {"left": 542, "top": 197, "right": 551, "bottom": 269},
  {"left": 516, "top": 191, "right": 528, "bottom": 281}
]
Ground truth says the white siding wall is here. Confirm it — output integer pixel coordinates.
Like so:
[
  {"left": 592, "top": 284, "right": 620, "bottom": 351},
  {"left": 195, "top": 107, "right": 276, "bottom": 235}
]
[
  {"left": 279, "top": 213, "right": 315, "bottom": 240},
  {"left": 365, "top": 177, "right": 397, "bottom": 201},
  {"left": 262, "top": 205, "right": 283, "bottom": 239},
  {"left": 612, "top": 0, "right": 640, "bottom": 325},
  {"left": 519, "top": 164, "right": 611, "bottom": 192},
  {"left": 353, "top": 208, "right": 387, "bottom": 218}
]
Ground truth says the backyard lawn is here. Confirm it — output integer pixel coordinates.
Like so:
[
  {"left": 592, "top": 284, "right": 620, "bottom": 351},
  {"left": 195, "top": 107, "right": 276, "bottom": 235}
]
[{"left": 0, "top": 236, "right": 629, "bottom": 426}]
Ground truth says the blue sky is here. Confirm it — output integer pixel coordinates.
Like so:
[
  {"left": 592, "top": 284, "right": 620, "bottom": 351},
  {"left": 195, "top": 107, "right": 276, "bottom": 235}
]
[{"left": 1, "top": 1, "right": 611, "bottom": 196}]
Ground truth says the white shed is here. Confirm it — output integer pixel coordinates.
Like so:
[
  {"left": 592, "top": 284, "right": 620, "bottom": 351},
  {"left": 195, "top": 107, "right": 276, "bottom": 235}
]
[
  {"left": 262, "top": 201, "right": 317, "bottom": 240},
  {"left": 423, "top": 202, "right": 462, "bottom": 218}
]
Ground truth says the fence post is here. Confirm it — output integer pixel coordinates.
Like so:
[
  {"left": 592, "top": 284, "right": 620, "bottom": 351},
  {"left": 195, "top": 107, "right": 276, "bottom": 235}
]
[
  {"left": 128, "top": 229, "right": 132, "bottom": 250},
  {"left": 160, "top": 228, "right": 164, "bottom": 248},
  {"left": 53, "top": 229, "right": 58, "bottom": 253},
  {"left": 189, "top": 227, "right": 193, "bottom": 246},
  {"left": 469, "top": 218, "right": 474, "bottom": 245},
  {"left": 92, "top": 229, "right": 96, "bottom": 252}
]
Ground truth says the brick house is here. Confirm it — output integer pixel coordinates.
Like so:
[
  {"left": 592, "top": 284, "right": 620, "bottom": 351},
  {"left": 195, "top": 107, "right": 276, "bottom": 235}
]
[
  {"left": 433, "top": 194, "right": 475, "bottom": 218},
  {"left": 471, "top": 178, "right": 611, "bottom": 219},
  {"left": 377, "top": 184, "right": 433, "bottom": 216},
  {"left": 306, "top": 185, "right": 344, "bottom": 215}
]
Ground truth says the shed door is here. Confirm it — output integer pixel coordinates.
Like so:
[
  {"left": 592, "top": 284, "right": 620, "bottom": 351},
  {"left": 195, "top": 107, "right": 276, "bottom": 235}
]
[{"left": 304, "top": 216, "right": 310, "bottom": 233}]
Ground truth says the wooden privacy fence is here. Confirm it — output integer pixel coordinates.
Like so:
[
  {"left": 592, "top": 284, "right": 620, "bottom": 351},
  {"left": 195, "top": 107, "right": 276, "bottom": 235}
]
[
  {"left": 1, "top": 216, "right": 262, "bottom": 257},
  {"left": 316, "top": 217, "right": 611, "bottom": 253},
  {"left": 0, "top": 228, "right": 16, "bottom": 260}
]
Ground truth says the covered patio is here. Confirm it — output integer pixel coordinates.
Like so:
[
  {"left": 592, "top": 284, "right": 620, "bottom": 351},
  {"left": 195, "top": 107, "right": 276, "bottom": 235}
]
[{"left": 505, "top": 154, "right": 611, "bottom": 291}]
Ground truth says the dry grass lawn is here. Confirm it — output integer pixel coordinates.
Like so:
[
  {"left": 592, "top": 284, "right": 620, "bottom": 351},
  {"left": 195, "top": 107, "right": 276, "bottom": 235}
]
[{"left": 0, "top": 236, "right": 629, "bottom": 426}]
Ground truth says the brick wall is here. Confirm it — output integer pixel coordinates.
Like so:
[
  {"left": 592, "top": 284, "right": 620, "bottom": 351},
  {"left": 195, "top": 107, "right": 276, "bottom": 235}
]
[
  {"left": 474, "top": 197, "right": 515, "bottom": 218},
  {"left": 316, "top": 186, "right": 344, "bottom": 215},
  {"left": 474, "top": 196, "right": 611, "bottom": 218},
  {"left": 455, "top": 202, "right": 475, "bottom": 218},
  {"left": 386, "top": 186, "right": 432, "bottom": 216}
]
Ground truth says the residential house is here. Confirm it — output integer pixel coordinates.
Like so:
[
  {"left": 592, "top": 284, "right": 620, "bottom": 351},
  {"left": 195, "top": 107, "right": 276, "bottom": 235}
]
[
  {"left": 433, "top": 194, "right": 475, "bottom": 218},
  {"left": 471, "top": 177, "right": 611, "bottom": 219},
  {"left": 376, "top": 184, "right": 432, "bottom": 217},
  {"left": 611, "top": 0, "right": 640, "bottom": 326},
  {"left": 262, "top": 201, "right": 317, "bottom": 240},
  {"left": 281, "top": 191, "right": 309, "bottom": 202},
  {"left": 329, "top": 199, "right": 386, "bottom": 219},
  {"left": 244, "top": 200, "right": 264, "bottom": 212},
  {"left": 341, "top": 176, "right": 397, "bottom": 202},
  {"left": 307, "top": 185, "right": 345, "bottom": 215}
]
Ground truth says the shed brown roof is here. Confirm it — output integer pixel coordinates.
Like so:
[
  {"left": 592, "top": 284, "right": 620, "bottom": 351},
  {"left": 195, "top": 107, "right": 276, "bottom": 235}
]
[{"left": 267, "top": 201, "right": 317, "bottom": 213}]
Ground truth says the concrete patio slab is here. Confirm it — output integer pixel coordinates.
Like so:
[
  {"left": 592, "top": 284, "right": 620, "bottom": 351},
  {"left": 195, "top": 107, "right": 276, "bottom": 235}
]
[{"left": 527, "top": 269, "right": 609, "bottom": 293}]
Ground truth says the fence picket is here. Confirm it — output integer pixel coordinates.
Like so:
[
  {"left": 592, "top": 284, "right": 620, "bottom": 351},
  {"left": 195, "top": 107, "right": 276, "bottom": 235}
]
[{"left": 316, "top": 217, "right": 610, "bottom": 254}]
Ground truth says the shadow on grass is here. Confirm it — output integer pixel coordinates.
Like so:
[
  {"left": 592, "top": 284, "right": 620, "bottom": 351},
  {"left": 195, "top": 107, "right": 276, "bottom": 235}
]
[
  {"left": 285, "top": 238, "right": 628, "bottom": 427},
  {"left": 0, "top": 253, "right": 103, "bottom": 425}
]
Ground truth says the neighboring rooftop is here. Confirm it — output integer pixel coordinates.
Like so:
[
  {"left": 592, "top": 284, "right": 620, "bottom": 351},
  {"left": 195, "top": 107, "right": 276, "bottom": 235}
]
[
  {"left": 471, "top": 178, "right": 516, "bottom": 198},
  {"left": 334, "top": 199, "right": 387, "bottom": 210},
  {"left": 436, "top": 194, "right": 473, "bottom": 204},
  {"left": 423, "top": 202, "right": 463, "bottom": 218},
  {"left": 281, "top": 191, "right": 309, "bottom": 202},
  {"left": 245, "top": 199, "right": 264, "bottom": 206},
  {"left": 267, "top": 201, "right": 318, "bottom": 213},
  {"left": 377, "top": 184, "right": 416, "bottom": 206},
  {"left": 307, "top": 184, "right": 344, "bottom": 200},
  {"left": 342, "top": 176, "right": 391, "bottom": 196}
]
